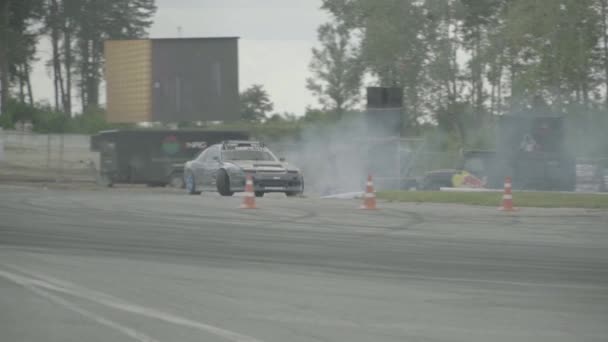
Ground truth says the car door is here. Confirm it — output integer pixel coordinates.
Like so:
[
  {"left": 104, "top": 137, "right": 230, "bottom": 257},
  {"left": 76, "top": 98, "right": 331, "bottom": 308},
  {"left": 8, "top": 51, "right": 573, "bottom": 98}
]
[
  {"left": 190, "top": 149, "right": 208, "bottom": 187},
  {"left": 201, "top": 146, "right": 221, "bottom": 189}
]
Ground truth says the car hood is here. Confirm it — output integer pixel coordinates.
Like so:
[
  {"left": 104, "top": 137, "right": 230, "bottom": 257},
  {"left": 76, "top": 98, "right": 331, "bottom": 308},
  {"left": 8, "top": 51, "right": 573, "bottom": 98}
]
[{"left": 226, "top": 160, "right": 297, "bottom": 172}]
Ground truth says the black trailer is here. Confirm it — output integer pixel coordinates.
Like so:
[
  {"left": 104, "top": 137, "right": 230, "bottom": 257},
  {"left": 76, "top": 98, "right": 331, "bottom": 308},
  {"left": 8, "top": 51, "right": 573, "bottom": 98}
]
[{"left": 90, "top": 129, "right": 248, "bottom": 187}]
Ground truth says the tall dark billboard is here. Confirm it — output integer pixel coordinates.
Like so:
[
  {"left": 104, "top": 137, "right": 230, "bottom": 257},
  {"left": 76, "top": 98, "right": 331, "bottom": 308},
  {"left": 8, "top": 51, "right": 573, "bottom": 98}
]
[
  {"left": 105, "top": 37, "right": 239, "bottom": 123},
  {"left": 150, "top": 38, "right": 239, "bottom": 122}
]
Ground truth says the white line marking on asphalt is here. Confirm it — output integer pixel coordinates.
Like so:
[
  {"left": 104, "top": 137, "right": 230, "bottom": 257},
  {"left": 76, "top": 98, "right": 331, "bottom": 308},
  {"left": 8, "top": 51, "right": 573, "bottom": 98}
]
[
  {"left": 0, "top": 269, "right": 160, "bottom": 342},
  {"left": 0, "top": 265, "right": 265, "bottom": 342},
  {"left": 320, "top": 192, "right": 363, "bottom": 199}
]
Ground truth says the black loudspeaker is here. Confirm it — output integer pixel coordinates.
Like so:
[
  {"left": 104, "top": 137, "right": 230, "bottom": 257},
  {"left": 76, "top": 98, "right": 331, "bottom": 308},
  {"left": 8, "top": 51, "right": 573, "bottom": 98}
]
[{"left": 367, "top": 87, "right": 403, "bottom": 109}]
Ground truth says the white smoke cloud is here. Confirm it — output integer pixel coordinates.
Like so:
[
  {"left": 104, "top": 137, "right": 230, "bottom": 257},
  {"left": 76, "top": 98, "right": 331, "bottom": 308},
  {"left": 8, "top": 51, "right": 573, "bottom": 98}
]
[{"left": 268, "top": 112, "right": 414, "bottom": 196}]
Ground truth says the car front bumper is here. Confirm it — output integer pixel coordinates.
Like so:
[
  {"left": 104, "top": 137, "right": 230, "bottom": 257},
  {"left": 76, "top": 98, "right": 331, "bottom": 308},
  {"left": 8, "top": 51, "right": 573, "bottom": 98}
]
[{"left": 230, "top": 172, "right": 303, "bottom": 193}]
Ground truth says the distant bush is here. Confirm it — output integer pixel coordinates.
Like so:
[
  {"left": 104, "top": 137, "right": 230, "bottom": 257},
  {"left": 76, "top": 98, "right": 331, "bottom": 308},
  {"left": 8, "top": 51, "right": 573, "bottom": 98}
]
[
  {"left": 0, "top": 100, "right": 38, "bottom": 129},
  {"left": 68, "top": 107, "right": 114, "bottom": 134},
  {"left": 0, "top": 100, "right": 117, "bottom": 134},
  {"left": 33, "top": 108, "right": 71, "bottom": 133}
]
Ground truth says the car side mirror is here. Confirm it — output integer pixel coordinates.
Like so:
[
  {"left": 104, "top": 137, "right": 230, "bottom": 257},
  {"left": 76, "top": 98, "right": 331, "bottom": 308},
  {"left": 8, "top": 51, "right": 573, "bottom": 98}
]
[
  {"left": 212, "top": 156, "right": 220, "bottom": 162},
  {"left": 279, "top": 157, "right": 286, "bottom": 162}
]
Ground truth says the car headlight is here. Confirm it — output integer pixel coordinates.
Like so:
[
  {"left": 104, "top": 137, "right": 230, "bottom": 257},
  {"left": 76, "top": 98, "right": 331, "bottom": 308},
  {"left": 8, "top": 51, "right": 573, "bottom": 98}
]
[{"left": 287, "top": 170, "right": 299, "bottom": 174}]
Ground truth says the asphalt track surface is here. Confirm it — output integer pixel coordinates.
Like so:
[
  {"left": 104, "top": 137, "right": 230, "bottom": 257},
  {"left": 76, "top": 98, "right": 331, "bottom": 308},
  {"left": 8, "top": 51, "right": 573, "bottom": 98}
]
[{"left": 1, "top": 185, "right": 607, "bottom": 342}]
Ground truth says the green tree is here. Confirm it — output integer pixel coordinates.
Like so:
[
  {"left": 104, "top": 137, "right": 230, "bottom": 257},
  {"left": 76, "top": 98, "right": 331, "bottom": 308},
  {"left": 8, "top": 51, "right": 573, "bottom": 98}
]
[
  {"left": 424, "top": 0, "right": 462, "bottom": 127},
  {"left": 0, "top": 0, "right": 44, "bottom": 111},
  {"left": 479, "top": 0, "right": 511, "bottom": 115},
  {"left": 359, "top": 0, "right": 429, "bottom": 125},
  {"left": 460, "top": 0, "right": 500, "bottom": 120},
  {"left": 307, "top": 21, "right": 363, "bottom": 116},
  {"left": 73, "top": 0, "right": 156, "bottom": 111},
  {"left": 598, "top": 0, "right": 608, "bottom": 107},
  {"left": 240, "top": 84, "right": 274, "bottom": 122},
  {"left": 46, "top": 0, "right": 63, "bottom": 111},
  {"left": 266, "top": 112, "right": 298, "bottom": 124},
  {"left": 42, "top": 0, "right": 156, "bottom": 114},
  {"left": 501, "top": 0, "right": 600, "bottom": 111},
  {"left": 314, "top": 0, "right": 608, "bottom": 154}
]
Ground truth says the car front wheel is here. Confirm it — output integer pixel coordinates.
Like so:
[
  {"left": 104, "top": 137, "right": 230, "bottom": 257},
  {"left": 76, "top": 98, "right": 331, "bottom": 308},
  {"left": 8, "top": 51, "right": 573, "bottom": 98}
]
[
  {"left": 286, "top": 179, "right": 304, "bottom": 197},
  {"left": 217, "top": 170, "right": 234, "bottom": 197}
]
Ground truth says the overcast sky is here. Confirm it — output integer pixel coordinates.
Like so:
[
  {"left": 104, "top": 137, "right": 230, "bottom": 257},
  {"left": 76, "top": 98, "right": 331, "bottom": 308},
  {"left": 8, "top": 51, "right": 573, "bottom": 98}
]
[{"left": 31, "top": 0, "right": 329, "bottom": 116}]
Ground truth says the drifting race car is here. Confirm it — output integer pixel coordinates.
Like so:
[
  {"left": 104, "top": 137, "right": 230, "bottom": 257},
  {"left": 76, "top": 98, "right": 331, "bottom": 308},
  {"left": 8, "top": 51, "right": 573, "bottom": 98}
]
[{"left": 183, "top": 141, "right": 304, "bottom": 197}]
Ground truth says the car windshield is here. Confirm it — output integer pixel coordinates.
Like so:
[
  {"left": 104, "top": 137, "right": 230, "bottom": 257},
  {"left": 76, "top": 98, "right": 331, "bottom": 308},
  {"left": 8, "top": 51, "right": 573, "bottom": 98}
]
[{"left": 222, "top": 150, "right": 276, "bottom": 161}]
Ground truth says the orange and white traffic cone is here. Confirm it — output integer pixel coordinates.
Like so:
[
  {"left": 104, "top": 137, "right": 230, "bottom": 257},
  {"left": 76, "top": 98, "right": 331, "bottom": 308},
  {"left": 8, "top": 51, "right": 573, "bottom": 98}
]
[
  {"left": 241, "top": 175, "right": 257, "bottom": 209},
  {"left": 360, "top": 175, "right": 378, "bottom": 210},
  {"left": 499, "top": 176, "right": 517, "bottom": 212}
]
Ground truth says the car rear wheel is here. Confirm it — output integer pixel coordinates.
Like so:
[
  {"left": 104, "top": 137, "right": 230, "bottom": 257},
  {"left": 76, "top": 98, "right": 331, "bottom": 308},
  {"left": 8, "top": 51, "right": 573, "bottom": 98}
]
[
  {"left": 217, "top": 170, "right": 234, "bottom": 197},
  {"left": 254, "top": 191, "right": 265, "bottom": 198},
  {"left": 185, "top": 172, "right": 201, "bottom": 195},
  {"left": 169, "top": 172, "right": 185, "bottom": 189}
]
